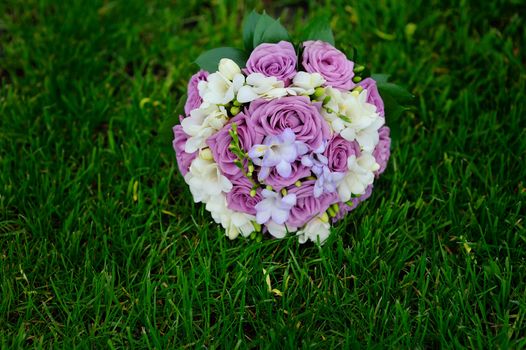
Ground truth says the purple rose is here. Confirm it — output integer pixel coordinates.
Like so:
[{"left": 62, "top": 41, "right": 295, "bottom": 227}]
[
  {"left": 184, "top": 70, "right": 208, "bottom": 115},
  {"left": 265, "top": 162, "right": 311, "bottom": 191},
  {"left": 302, "top": 40, "right": 355, "bottom": 90},
  {"left": 226, "top": 177, "right": 262, "bottom": 215},
  {"left": 324, "top": 135, "right": 361, "bottom": 173},
  {"left": 172, "top": 121, "right": 197, "bottom": 176},
  {"left": 207, "top": 113, "right": 263, "bottom": 178},
  {"left": 286, "top": 180, "right": 339, "bottom": 227},
  {"left": 373, "top": 126, "right": 391, "bottom": 176},
  {"left": 332, "top": 185, "right": 373, "bottom": 223},
  {"left": 359, "top": 78, "right": 385, "bottom": 117},
  {"left": 247, "top": 96, "right": 330, "bottom": 151},
  {"left": 245, "top": 41, "right": 297, "bottom": 85}
]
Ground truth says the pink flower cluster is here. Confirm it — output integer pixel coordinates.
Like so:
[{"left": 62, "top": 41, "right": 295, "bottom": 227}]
[{"left": 173, "top": 40, "right": 391, "bottom": 244}]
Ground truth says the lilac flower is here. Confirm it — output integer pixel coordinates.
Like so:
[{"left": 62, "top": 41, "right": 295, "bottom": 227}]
[
  {"left": 313, "top": 166, "right": 345, "bottom": 198},
  {"left": 249, "top": 128, "right": 308, "bottom": 182},
  {"left": 286, "top": 180, "right": 339, "bottom": 227},
  {"left": 301, "top": 143, "right": 345, "bottom": 197},
  {"left": 255, "top": 189, "right": 297, "bottom": 225},
  {"left": 301, "top": 142, "right": 328, "bottom": 175}
]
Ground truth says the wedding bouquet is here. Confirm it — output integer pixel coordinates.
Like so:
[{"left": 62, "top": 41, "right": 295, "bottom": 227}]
[{"left": 172, "top": 12, "right": 407, "bottom": 244}]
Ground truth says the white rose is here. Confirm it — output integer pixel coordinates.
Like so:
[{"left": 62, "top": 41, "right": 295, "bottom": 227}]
[
  {"left": 198, "top": 64, "right": 245, "bottom": 105},
  {"left": 184, "top": 149, "right": 233, "bottom": 203},
  {"left": 296, "top": 215, "right": 331, "bottom": 245},
  {"left": 321, "top": 89, "right": 382, "bottom": 151},
  {"left": 355, "top": 116, "right": 384, "bottom": 153},
  {"left": 218, "top": 58, "right": 242, "bottom": 80},
  {"left": 266, "top": 221, "right": 297, "bottom": 239},
  {"left": 288, "top": 72, "right": 325, "bottom": 95},
  {"left": 337, "top": 152, "right": 379, "bottom": 202},
  {"left": 237, "top": 73, "right": 289, "bottom": 103},
  {"left": 182, "top": 104, "right": 228, "bottom": 153},
  {"left": 205, "top": 195, "right": 255, "bottom": 239},
  {"left": 320, "top": 87, "right": 346, "bottom": 132},
  {"left": 226, "top": 212, "right": 256, "bottom": 239}
]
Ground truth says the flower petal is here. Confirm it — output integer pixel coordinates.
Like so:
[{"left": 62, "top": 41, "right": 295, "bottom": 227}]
[
  {"left": 276, "top": 160, "right": 292, "bottom": 178},
  {"left": 257, "top": 166, "right": 270, "bottom": 182},
  {"left": 266, "top": 221, "right": 287, "bottom": 239},
  {"left": 237, "top": 86, "right": 258, "bottom": 103},
  {"left": 281, "top": 193, "right": 297, "bottom": 207},
  {"left": 301, "top": 156, "right": 314, "bottom": 167},
  {"left": 248, "top": 144, "right": 267, "bottom": 159},
  {"left": 295, "top": 142, "right": 309, "bottom": 156},
  {"left": 313, "top": 181, "right": 323, "bottom": 198},
  {"left": 256, "top": 209, "right": 271, "bottom": 224},
  {"left": 271, "top": 208, "right": 289, "bottom": 225}
]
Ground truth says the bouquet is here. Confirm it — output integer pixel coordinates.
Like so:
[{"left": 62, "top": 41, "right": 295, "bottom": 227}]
[{"left": 172, "top": 11, "right": 407, "bottom": 244}]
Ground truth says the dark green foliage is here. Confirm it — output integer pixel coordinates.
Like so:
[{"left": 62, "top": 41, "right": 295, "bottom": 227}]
[
  {"left": 300, "top": 14, "right": 335, "bottom": 46},
  {"left": 196, "top": 47, "right": 248, "bottom": 71},
  {"left": 252, "top": 12, "right": 290, "bottom": 48}
]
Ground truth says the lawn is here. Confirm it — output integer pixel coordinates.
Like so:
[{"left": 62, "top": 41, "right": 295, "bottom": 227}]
[{"left": 1, "top": 0, "right": 525, "bottom": 348}]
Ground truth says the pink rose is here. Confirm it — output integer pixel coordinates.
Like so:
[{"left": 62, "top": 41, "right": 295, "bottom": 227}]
[
  {"left": 302, "top": 40, "right": 355, "bottom": 90},
  {"left": 245, "top": 41, "right": 297, "bottom": 85},
  {"left": 265, "top": 162, "right": 311, "bottom": 191},
  {"left": 359, "top": 78, "right": 384, "bottom": 117},
  {"left": 206, "top": 113, "right": 263, "bottom": 178},
  {"left": 184, "top": 70, "right": 208, "bottom": 115},
  {"left": 324, "top": 135, "right": 361, "bottom": 173},
  {"left": 286, "top": 180, "right": 339, "bottom": 227},
  {"left": 226, "top": 177, "right": 262, "bottom": 215},
  {"left": 373, "top": 126, "right": 391, "bottom": 176},
  {"left": 246, "top": 96, "right": 330, "bottom": 151},
  {"left": 172, "top": 121, "right": 197, "bottom": 176}
]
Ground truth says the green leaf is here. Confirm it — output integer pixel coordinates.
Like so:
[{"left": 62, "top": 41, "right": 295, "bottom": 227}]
[
  {"left": 301, "top": 15, "right": 335, "bottom": 46},
  {"left": 381, "top": 93, "right": 403, "bottom": 143},
  {"left": 253, "top": 13, "right": 290, "bottom": 48},
  {"left": 242, "top": 10, "right": 261, "bottom": 51},
  {"left": 370, "top": 73, "right": 390, "bottom": 84},
  {"left": 377, "top": 82, "right": 414, "bottom": 104},
  {"left": 369, "top": 74, "right": 413, "bottom": 144},
  {"left": 159, "top": 94, "right": 186, "bottom": 144},
  {"left": 381, "top": 89, "right": 413, "bottom": 144},
  {"left": 371, "top": 74, "right": 413, "bottom": 103},
  {"left": 195, "top": 47, "right": 248, "bottom": 72},
  {"left": 174, "top": 93, "right": 187, "bottom": 117}
]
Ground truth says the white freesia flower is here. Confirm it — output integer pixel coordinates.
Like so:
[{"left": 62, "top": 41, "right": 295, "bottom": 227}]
[
  {"left": 237, "top": 73, "right": 291, "bottom": 103},
  {"left": 355, "top": 116, "right": 384, "bottom": 152},
  {"left": 182, "top": 104, "right": 229, "bottom": 153},
  {"left": 288, "top": 72, "right": 325, "bottom": 95},
  {"left": 296, "top": 215, "right": 331, "bottom": 244},
  {"left": 205, "top": 195, "right": 255, "bottom": 239},
  {"left": 321, "top": 89, "right": 382, "bottom": 151},
  {"left": 218, "top": 58, "right": 241, "bottom": 80},
  {"left": 184, "top": 149, "right": 233, "bottom": 203},
  {"left": 266, "top": 221, "right": 297, "bottom": 239},
  {"left": 337, "top": 152, "right": 380, "bottom": 202},
  {"left": 198, "top": 60, "right": 245, "bottom": 105}
]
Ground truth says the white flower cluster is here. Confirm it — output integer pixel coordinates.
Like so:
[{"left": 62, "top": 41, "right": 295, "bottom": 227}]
[
  {"left": 183, "top": 148, "right": 256, "bottom": 239},
  {"left": 320, "top": 88, "right": 384, "bottom": 202},
  {"left": 180, "top": 59, "right": 384, "bottom": 244}
]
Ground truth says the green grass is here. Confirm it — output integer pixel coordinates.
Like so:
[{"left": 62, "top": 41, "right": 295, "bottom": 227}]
[{"left": 1, "top": 0, "right": 525, "bottom": 348}]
